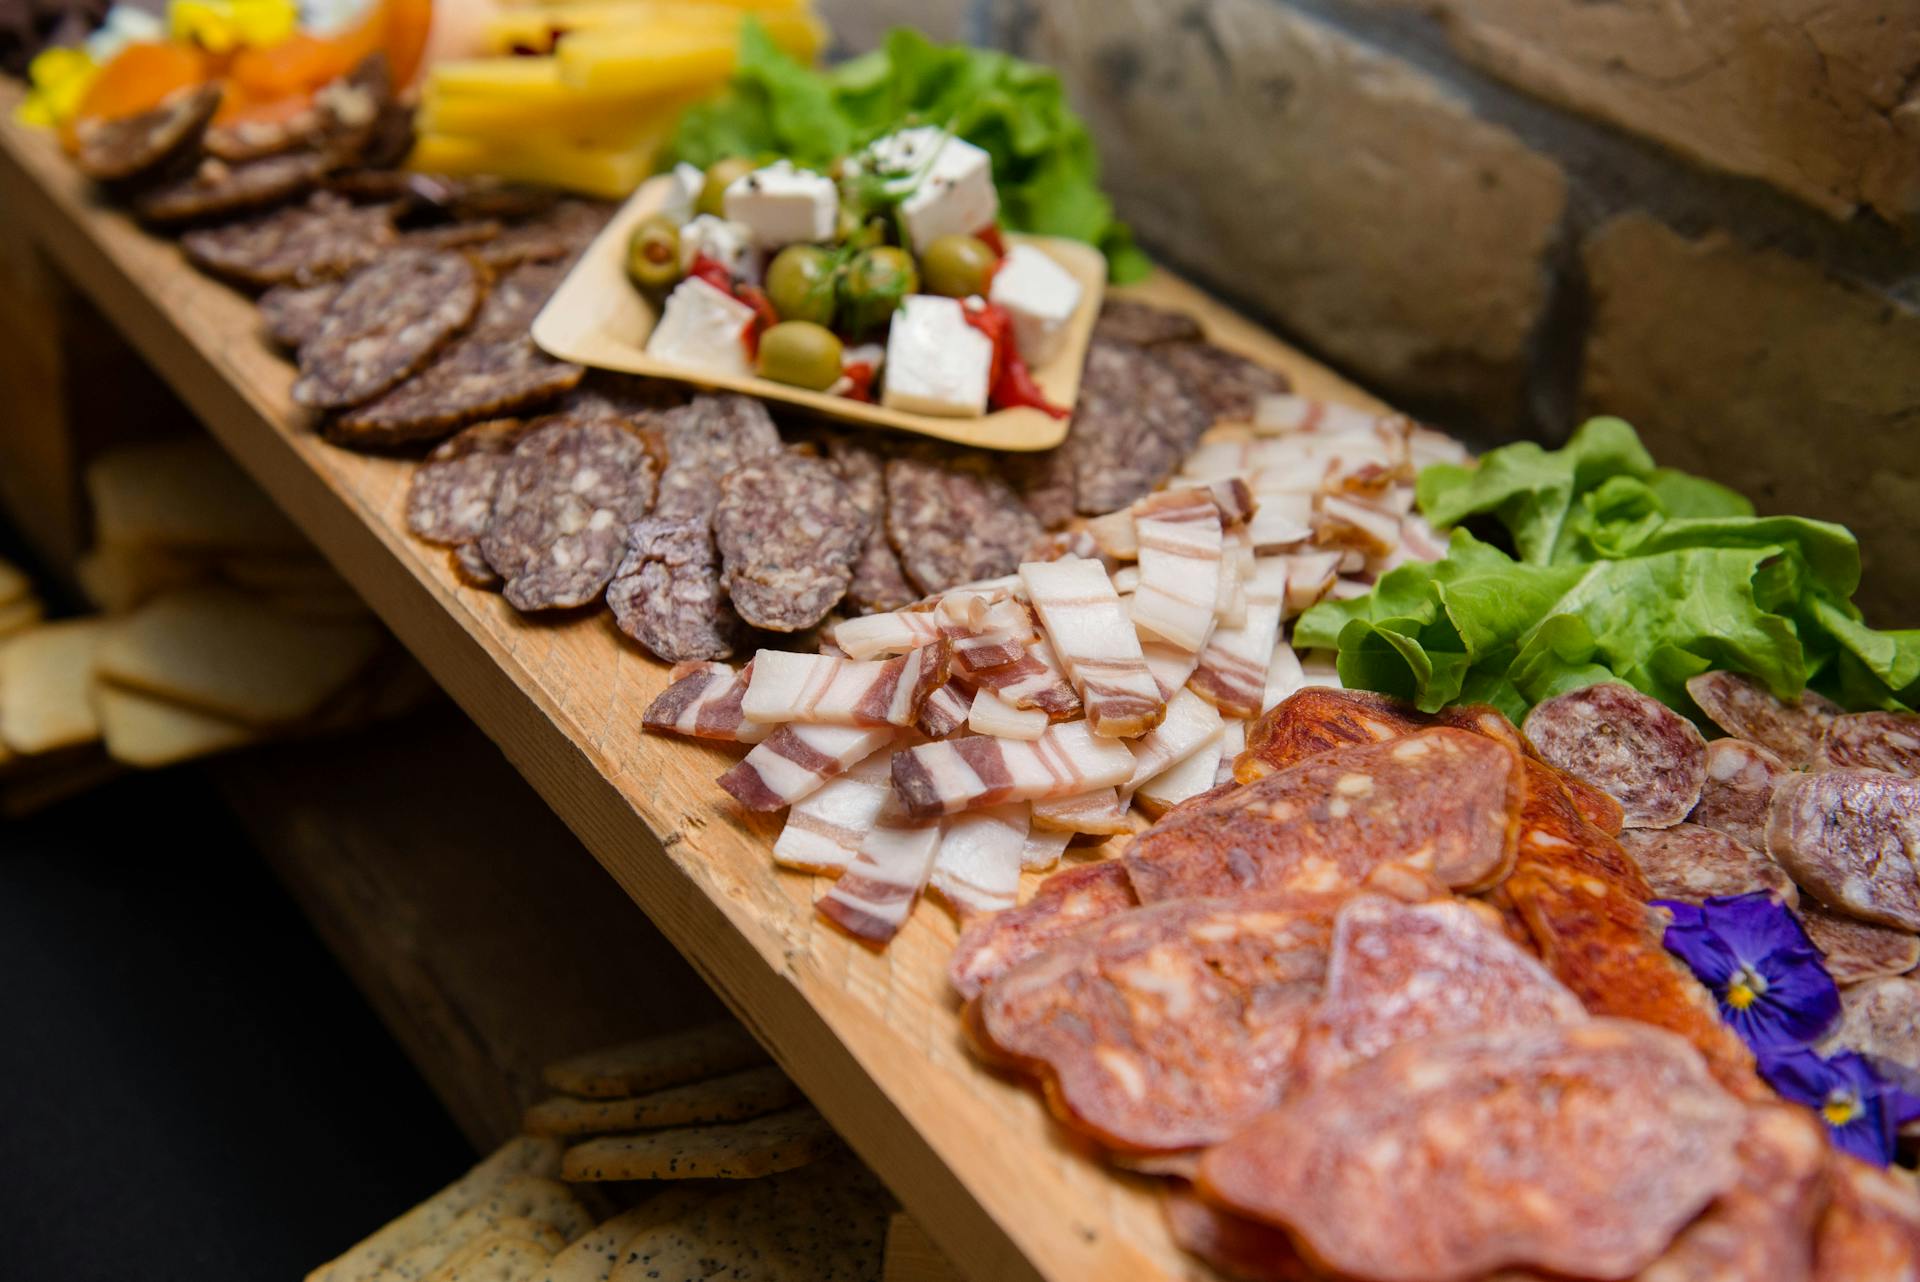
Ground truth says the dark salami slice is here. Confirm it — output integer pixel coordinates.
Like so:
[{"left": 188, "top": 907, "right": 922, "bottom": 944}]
[
  {"left": 1620, "top": 823, "right": 1799, "bottom": 907},
  {"left": 258, "top": 280, "right": 341, "bottom": 349},
  {"left": 1067, "top": 338, "right": 1209, "bottom": 515},
  {"left": 1523, "top": 681, "right": 1708, "bottom": 828},
  {"left": 472, "top": 199, "right": 614, "bottom": 270},
  {"left": 450, "top": 541, "right": 500, "bottom": 589},
  {"left": 292, "top": 249, "right": 484, "bottom": 410},
  {"left": 713, "top": 452, "right": 864, "bottom": 632},
  {"left": 883, "top": 455, "right": 1042, "bottom": 596},
  {"left": 1163, "top": 1187, "right": 1313, "bottom": 1282},
  {"left": 1798, "top": 900, "right": 1920, "bottom": 986},
  {"left": 1820, "top": 711, "right": 1920, "bottom": 778},
  {"left": 1002, "top": 444, "right": 1077, "bottom": 530},
  {"left": 310, "top": 52, "right": 398, "bottom": 163},
  {"left": 135, "top": 149, "right": 332, "bottom": 225},
  {"left": 1812, "top": 1156, "right": 1920, "bottom": 1282},
  {"left": 1092, "top": 298, "right": 1204, "bottom": 348},
  {"left": 182, "top": 193, "right": 396, "bottom": 288},
  {"left": 1289, "top": 895, "right": 1587, "bottom": 1091},
  {"left": 74, "top": 82, "right": 220, "bottom": 183},
  {"left": 1157, "top": 341, "right": 1291, "bottom": 424},
  {"left": 396, "top": 220, "right": 503, "bottom": 253},
  {"left": 1198, "top": 1020, "right": 1747, "bottom": 1282},
  {"left": 1818, "top": 976, "right": 1920, "bottom": 1070},
  {"left": 948, "top": 860, "right": 1137, "bottom": 1000},
  {"left": 478, "top": 416, "right": 658, "bottom": 612},
  {"left": 202, "top": 112, "right": 321, "bottom": 164},
  {"left": 1686, "top": 670, "right": 1840, "bottom": 767},
  {"left": 1768, "top": 769, "right": 1920, "bottom": 931},
  {"left": 825, "top": 438, "right": 915, "bottom": 614},
  {"left": 404, "top": 418, "right": 529, "bottom": 546},
  {"left": 973, "top": 897, "right": 1336, "bottom": 1152},
  {"left": 330, "top": 260, "right": 583, "bottom": 446},
  {"left": 1127, "top": 727, "right": 1523, "bottom": 902},
  {"left": 1691, "top": 737, "right": 1789, "bottom": 850},
  {"left": 652, "top": 394, "right": 781, "bottom": 522},
  {"left": 606, "top": 515, "right": 740, "bottom": 663}
]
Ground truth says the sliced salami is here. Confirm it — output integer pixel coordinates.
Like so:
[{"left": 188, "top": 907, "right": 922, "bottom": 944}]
[
  {"left": 181, "top": 193, "right": 396, "bottom": 288},
  {"left": 471, "top": 199, "right": 613, "bottom": 270},
  {"left": 1236, "top": 687, "right": 1431, "bottom": 782},
  {"left": 292, "top": 249, "right": 484, "bottom": 410},
  {"left": 404, "top": 418, "right": 529, "bottom": 546},
  {"left": 1620, "top": 823, "right": 1799, "bottom": 907},
  {"left": 948, "top": 860, "right": 1137, "bottom": 1000},
  {"left": 1126, "top": 727, "right": 1523, "bottom": 903},
  {"left": 1066, "top": 338, "right": 1210, "bottom": 515},
  {"left": 1003, "top": 445, "right": 1077, "bottom": 531},
  {"left": 1198, "top": 1020, "right": 1747, "bottom": 1282},
  {"left": 449, "top": 541, "right": 500, "bottom": 589},
  {"left": 74, "top": 82, "right": 220, "bottom": 184},
  {"left": 884, "top": 455, "right": 1043, "bottom": 596},
  {"left": 258, "top": 280, "right": 341, "bottom": 349},
  {"left": 1690, "top": 737, "right": 1789, "bottom": 851},
  {"left": 713, "top": 452, "right": 864, "bottom": 632},
  {"left": 1289, "top": 895, "right": 1587, "bottom": 1091},
  {"left": 1156, "top": 341, "right": 1290, "bottom": 424},
  {"left": 825, "top": 439, "right": 915, "bottom": 614},
  {"left": 135, "top": 149, "right": 332, "bottom": 225},
  {"left": 1523, "top": 681, "right": 1708, "bottom": 828},
  {"left": 1798, "top": 899, "right": 1920, "bottom": 986},
  {"left": 1092, "top": 299, "right": 1204, "bottom": 348},
  {"left": 1818, "top": 975, "right": 1920, "bottom": 1070},
  {"left": 1162, "top": 1188, "right": 1313, "bottom": 1282},
  {"left": 1820, "top": 710, "right": 1920, "bottom": 778},
  {"left": 606, "top": 515, "right": 741, "bottom": 662},
  {"left": 478, "top": 416, "right": 658, "bottom": 612},
  {"left": 972, "top": 897, "right": 1336, "bottom": 1152},
  {"left": 1686, "top": 670, "right": 1840, "bottom": 767},
  {"left": 652, "top": 394, "right": 782, "bottom": 522},
  {"left": 1768, "top": 769, "right": 1920, "bottom": 931},
  {"left": 395, "top": 220, "right": 503, "bottom": 253},
  {"left": 1812, "top": 1156, "right": 1920, "bottom": 1282}
]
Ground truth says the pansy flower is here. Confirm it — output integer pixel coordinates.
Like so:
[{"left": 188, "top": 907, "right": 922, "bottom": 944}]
[
  {"left": 1760, "top": 1048, "right": 1920, "bottom": 1166},
  {"left": 1655, "top": 893, "right": 1840, "bottom": 1053}
]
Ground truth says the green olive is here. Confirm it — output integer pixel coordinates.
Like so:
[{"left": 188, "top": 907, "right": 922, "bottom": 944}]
[
  {"left": 765, "top": 245, "right": 839, "bottom": 327},
  {"left": 835, "top": 205, "right": 886, "bottom": 250},
  {"left": 625, "top": 214, "right": 682, "bottom": 292},
  {"left": 920, "top": 234, "right": 996, "bottom": 299},
  {"left": 696, "top": 156, "right": 756, "bottom": 217},
  {"left": 757, "top": 321, "right": 845, "bottom": 391},
  {"left": 839, "top": 245, "right": 918, "bottom": 337}
]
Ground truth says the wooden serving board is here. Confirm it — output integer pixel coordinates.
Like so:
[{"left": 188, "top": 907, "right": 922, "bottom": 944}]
[{"left": 0, "top": 88, "right": 1383, "bottom": 1282}]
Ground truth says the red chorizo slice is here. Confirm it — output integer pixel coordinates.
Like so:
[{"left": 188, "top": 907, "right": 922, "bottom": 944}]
[
  {"left": 1797, "top": 900, "right": 1920, "bottom": 986},
  {"left": 1198, "top": 1019, "right": 1747, "bottom": 1282},
  {"left": 948, "top": 860, "right": 1137, "bottom": 1000},
  {"left": 1619, "top": 823, "right": 1799, "bottom": 907},
  {"left": 1820, "top": 710, "right": 1920, "bottom": 778},
  {"left": 1767, "top": 770, "right": 1920, "bottom": 931},
  {"left": 1128, "top": 727, "right": 1524, "bottom": 903},
  {"left": 1691, "top": 737, "right": 1789, "bottom": 851},
  {"left": 1235, "top": 687, "right": 1428, "bottom": 783},
  {"left": 971, "top": 897, "right": 1337, "bottom": 1153},
  {"left": 1523, "top": 681, "right": 1708, "bottom": 828},
  {"left": 1686, "top": 670, "right": 1840, "bottom": 767},
  {"left": 1163, "top": 1187, "right": 1314, "bottom": 1282}
]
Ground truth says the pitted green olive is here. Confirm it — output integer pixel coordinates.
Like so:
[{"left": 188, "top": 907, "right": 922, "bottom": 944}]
[
  {"left": 696, "top": 156, "right": 756, "bottom": 217},
  {"left": 756, "top": 321, "right": 844, "bottom": 391},
  {"left": 624, "top": 214, "right": 682, "bottom": 292},
  {"left": 765, "top": 245, "right": 838, "bottom": 326},
  {"left": 920, "top": 234, "right": 996, "bottom": 298}
]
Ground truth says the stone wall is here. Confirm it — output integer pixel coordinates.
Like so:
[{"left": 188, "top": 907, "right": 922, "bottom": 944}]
[{"left": 816, "top": 0, "right": 1920, "bottom": 620}]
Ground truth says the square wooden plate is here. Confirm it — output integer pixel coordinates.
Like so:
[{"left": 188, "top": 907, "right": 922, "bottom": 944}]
[{"left": 531, "top": 173, "right": 1106, "bottom": 451}]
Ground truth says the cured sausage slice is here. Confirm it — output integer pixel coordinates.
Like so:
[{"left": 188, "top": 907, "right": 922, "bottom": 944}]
[
  {"left": 1817, "top": 975, "right": 1920, "bottom": 1070},
  {"left": 971, "top": 897, "right": 1335, "bottom": 1153},
  {"left": 1288, "top": 895, "right": 1587, "bottom": 1091},
  {"left": 825, "top": 440, "right": 915, "bottom": 613},
  {"left": 1126, "top": 727, "right": 1523, "bottom": 902},
  {"left": 1236, "top": 687, "right": 1430, "bottom": 782},
  {"left": 1197, "top": 1019, "right": 1747, "bottom": 1282},
  {"left": 135, "top": 149, "right": 332, "bottom": 224},
  {"left": 258, "top": 280, "right": 340, "bottom": 349},
  {"left": 74, "top": 82, "right": 221, "bottom": 183},
  {"left": 293, "top": 249, "right": 484, "bottom": 410},
  {"left": 948, "top": 860, "right": 1137, "bottom": 1000},
  {"left": 1797, "top": 899, "right": 1920, "bottom": 986},
  {"left": 1767, "top": 770, "right": 1920, "bottom": 931},
  {"left": 450, "top": 540, "right": 500, "bottom": 589},
  {"left": 1066, "top": 338, "right": 1209, "bottom": 515},
  {"left": 1157, "top": 341, "right": 1290, "bottom": 424},
  {"left": 478, "top": 416, "right": 658, "bottom": 612},
  {"left": 883, "top": 455, "right": 1042, "bottom": 596},
  {"left": 1820, "top": 710, "right": 1920, "bottom": 778},
  {"left": 471, "top": 199, "right": 613, "bottom": 270},
  {"left": 606, "top": 515, "right": 741, "bottom": 663},
  {"left": 1092, "top": 299, "right": 1205, "bottom": 348},
  {"left": 1619, "top": 823, "right": 1799, "bottom": 907},
  {"left": 1813, "top": 1153, "right": 1920, "bottom": 1282},
  {"left": 1522, "top": 681, "right": 1708, "bottom": 828},
  {"left": 405, "top": 418, "right": 529, "bottom": 547},
  {"left": 713, "top": 452, "right": 865, "bottom": 632},
  {"left": 1686, "top": 670, "right": 1840, "bottom": 767},
  {"left": 1163, "top": 1187, "right": 1313, "bottom": 1282},
  {"left": 1691, "top": 737, "right": 1789, "bottom": 851},
  {"left": 650, "top": 394, "right": 781, "bottom": 523},
  {"left": 181, "top": 193, "right": 396, "bottom": 288}
]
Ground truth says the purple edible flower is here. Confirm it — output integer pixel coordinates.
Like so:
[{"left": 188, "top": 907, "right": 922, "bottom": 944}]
[
  {"left": 1760, "top": 1048, "right": 1920, "bottom": 1167},
  {"left": 1656, "top": 893, "right": 1840, "bottom": 1053}
]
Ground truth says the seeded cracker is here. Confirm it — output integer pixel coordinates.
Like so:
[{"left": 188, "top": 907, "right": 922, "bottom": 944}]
[
  {"left": 0, "top": 618, "right": 113, "bottom": 754},
  {"left": 542, "top": 1022, "right": 767, "bottom": 1098},
  {"left": 524, "top": 1065, "right": 800, "bottom": 1138},
  {"left": 294, "top": 249, "right": 485, "bottom": 409},
  {"left": 561, "top": 1107, "right": 837, "bottom": 1181}
]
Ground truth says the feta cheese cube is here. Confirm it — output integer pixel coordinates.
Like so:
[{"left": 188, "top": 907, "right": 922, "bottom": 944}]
[
  {"left": 678, "top": 215, "right": 760, "bottom": 282},
  {"left": 646, "top": 277, "right": 756, "bottom": 379},
  {"left": 867, "top": 127, "right": 999, "bottom": 254},
  {"left": 881, "top": 296, "right": 993, "bottom": 418},
  {"left": 723, "top": 160, "right": 838, "bottom": 249},
  {"left": 659, "top": 161, "right": 706, "bottom": 225},
  {"left": 988, "top": 244, "right": 1084, "bottom": 366}
]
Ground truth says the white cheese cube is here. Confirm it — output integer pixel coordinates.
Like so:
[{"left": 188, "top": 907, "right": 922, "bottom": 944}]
[
  {"left": 881, "top": 296, "right": 993, "bottom": 418},
  {"left": 659, "top": 161, "right": 706, "bottom": 225},
  {"left": 723, "top": 160, "right": 838, "bottom": 249},
  {"left": 988, "top": 244, "right": 1084, "bottom": 366},
  {"left": 677, "top": 215, "right": 760, "bottom": 282},
  {"left": 867, "top": 127, "right": 999, "bottom": 253},
  {"left": 646, "top": 277, "right": 756, "bottom": 379}
]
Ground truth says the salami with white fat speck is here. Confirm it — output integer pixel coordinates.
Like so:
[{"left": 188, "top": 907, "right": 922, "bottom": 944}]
[
  {"left": 1523, "top": 682, "right": 1707, "bottom": 828},
  {"left": 1619, "top": 823, "right": 1798, "bottom": 906},
  {"left": 1066, "top": 338, "right": 1210, "bottom": 515},
  {"left": 884, "top": 455, "right": 1042, "bottom": 596},
  {"left": 135, "top": 150, "right": 332, "bottom": 225},
  {"left": 606, "top": 515, "right": 741, "bottom": 662},
  {"left": 450, "top": 541, "right": 500, "bottom": 590},
  {"left": 713, "top": 452, "right": 864, "bottom": 632},
  {"left": 826, "top": 438, "right": 916, "bottom": 613},
  {"left": 181, "top": 193, "right": 396, "bottom": 288},
  {"left": 1686, "top": 670, "right": 1840, "bottom": 767},
  {"left": 1092, "top": 299, "right": 1204, "bottom": 348},
  {"left": 74, "top": 82, "right": 221, "bottom": 184},
  {"left": 258, "top": 280, "right": 341, "bottom": 349},
  {"left": 1768, "top": 770, "right": 1920, "bottom": 932},
  {"left": 1797, "top": 900, "right": 1920, "bottom": 986},
  {"left": 292, "top": 249, "right": 484, "bottom": 410},
  {"left": 1690, "top": 737, "right": 1789, "bottom": 851},
  {"left": 1820, "top": 711, "right": 1920, "bottom": 778},
  {"left": 404, "top": 418, "right": 530, "bottom": 547},
  {"left": 652, "top": 394, "right": 782, "bottom": 522},
  {"left": 1157, "top": 340, "right": 1290, "bottom": 423}
]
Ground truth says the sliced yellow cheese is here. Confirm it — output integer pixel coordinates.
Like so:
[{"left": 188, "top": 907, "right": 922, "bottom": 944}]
[
  {"left": 486, "top": 2, "right": 820, "bottom": 56},
  {"left": 506, "top": 0, "right": 809, "bottom": 10},
  {"left": 555, "top": 14, "right": 824, "bottom": 92},
  {"left": 408, "top": 131, "right": 661, "bottom": 200},
  {"left": 421, "top": 79, "right": 697, "bottom": 138}
]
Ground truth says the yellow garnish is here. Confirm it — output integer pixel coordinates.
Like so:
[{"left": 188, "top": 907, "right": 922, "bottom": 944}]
[
  {"left": 15, "top": 47, "right": 99, "bottom": 128},
  {"left": 169, "top": 0, "right": 298, "bottom": 54}
]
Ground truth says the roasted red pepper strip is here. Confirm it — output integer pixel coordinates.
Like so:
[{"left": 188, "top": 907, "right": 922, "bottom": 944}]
[
  {"left": 841, "top": 361, "right": 877, "bottom": 403},
  {"left": 687, "top": 254, "right": 734, "bottom": 295},
  {"left": 961, "top": 300, "right": 1011, "bottom": 389},
  {"left": 962, "top": 299, "right": 1068, "bottom": 418},
  {"left": 735, "top": 283, "right": 781, "bottom": 360},
  {"left": 976, "top": 224, "right": 1007, "bottom": 257}
]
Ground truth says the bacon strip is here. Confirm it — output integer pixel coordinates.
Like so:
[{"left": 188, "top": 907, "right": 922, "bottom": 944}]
[
  {"left": 642, "top": 661, "right": 770, "bottom": 744},
  {"left": 891, "top": 721, "right": 1138, "bottom": 818},
  {"left": 772, "top": 751, "right": 894, "bottom": 874},
  {"left": 1020, "top": 826, "right": 1074, "bottom": 871},
  {"left": 816, "top": 797, "right": 943, "bottom": 944},
  {"left": 969, "top": 687, "right": 1048, "bottom": 740},
  {"left": 1247, "top": 486, "right": 1314, "bottom": 552},
  {"left": 1030, "top": 787, "right": 1131, "bottom": 836},
  {"left": 718, "top": 723, "right": 895, "bottom": 811},
  {"left": 1130, "top": 489, "right": 1223, "bottom": 653},
  {"left": 1084, "top": 509, "right": 1138, "bottom": 561},
  {"left": 969, "top": 636, "right": 1082, "bottom": 721},
  {"left": 1214, "top": 720, "right": 1246, "bottom": 787},
  {"left": 1021, "top": 558, "right": 1165, "bottom": 738},
  {"left": 1135, "top": 733, "right": 1226, "bottom": 817},
  {"left": 1314, "top": 491, "right": 1403, "bottom": 559},
  {"left": 1281, "top": 550, "right": 1341, "bottom": 614},
  {"left": 830, "top": 608, "right": 942, "bottom": 661},
  {"left": 946, "top": 595, "right": 1039, "bottom": 675},
  {"left": 930, "top": 804, "right": 1028, "bottom": 917},
  {"left": 741, "top": 642, "right": 950, "bottom": 728},
  {"left": 1264, "top": 640, "right": 1307, "bottom": 713},
  {"left": 916, "top": 679, "right": 972, "bottom": 738},
  {"left": 1251, "top": 394, "right": 1396, "bottom": 437},
  {"left": 1189, "top": 560, "right": 1287, "bottom": 719},
  {"left": 1124, "top": 689, "right": 1225, "bottom": 795}
]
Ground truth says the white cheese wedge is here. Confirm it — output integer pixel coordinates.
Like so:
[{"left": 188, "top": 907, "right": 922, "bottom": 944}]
[
  {"left": 646, "top": 277, "right": 755, "bottom": 379},
  {"left": 881, "top": 295, "right": 993, "bottom": 418},
  {"left": 868, "top": 127, "right": 999, "bottom": 253},
  {"left": 659, "top": 161, "right": 705, "bottom": 225},
  {"left": 677, "top": 214, "right": 759, "bottom": 280},
  {"left": 723, "top": 160, "right": 838, "bottom": 249},
  {"left": 988, "top": 244, "right": 1082, "bottom": 365}
]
